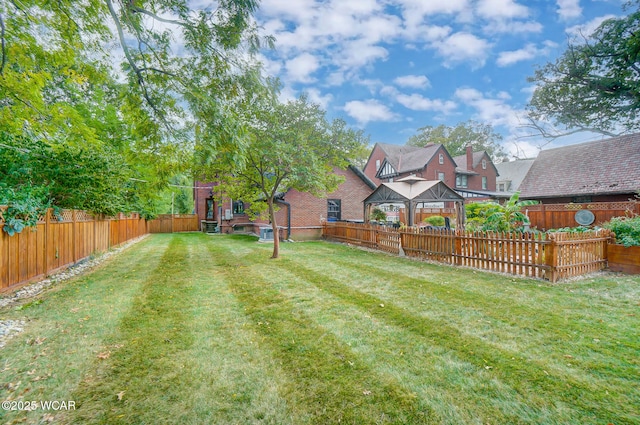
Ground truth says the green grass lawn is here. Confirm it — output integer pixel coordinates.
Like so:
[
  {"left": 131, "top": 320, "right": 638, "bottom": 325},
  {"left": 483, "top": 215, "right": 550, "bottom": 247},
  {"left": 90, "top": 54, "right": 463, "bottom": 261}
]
[{"left": 1, "top": 233, "right": 638, "bottom": 424}]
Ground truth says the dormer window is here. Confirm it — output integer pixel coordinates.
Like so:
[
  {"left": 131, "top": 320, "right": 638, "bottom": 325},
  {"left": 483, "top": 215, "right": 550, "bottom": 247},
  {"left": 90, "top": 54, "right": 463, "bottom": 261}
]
[
  {"left": 482, "top": 159, "right": 487, "bottom": 170},
  {"left": 439, "top": 153, "right": 444, "bottom": 164}
]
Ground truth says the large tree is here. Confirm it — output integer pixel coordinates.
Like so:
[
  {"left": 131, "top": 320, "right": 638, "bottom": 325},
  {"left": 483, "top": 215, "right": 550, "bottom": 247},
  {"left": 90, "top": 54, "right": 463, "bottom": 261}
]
[
  {"left": 201, "top": 93, "right": 368, "bottom": 259},
  {"left": 526, "top": 1, "right": 640, "bottom": 140},
  {"left": 406, "top": 120, "right": 507, "bottom": 161},
  {"left": 0, "top": 1, "right": 267, "bottom": 218}
]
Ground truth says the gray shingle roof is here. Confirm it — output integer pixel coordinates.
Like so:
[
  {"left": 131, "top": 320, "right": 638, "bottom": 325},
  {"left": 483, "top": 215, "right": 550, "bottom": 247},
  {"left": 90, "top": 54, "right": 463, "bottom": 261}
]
[
  {"left": 495, "top": 159, "right": 535, "bottom": 192},
  {"left": 377, "top": 143, "right": 441, "bottom": 174},
  {"left": 518, "top": 133, "right": 640, "bottom": 199}
]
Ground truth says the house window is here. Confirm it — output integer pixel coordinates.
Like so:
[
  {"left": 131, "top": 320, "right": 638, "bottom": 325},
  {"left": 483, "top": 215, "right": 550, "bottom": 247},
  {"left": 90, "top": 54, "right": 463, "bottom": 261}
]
[
  {"left": 437, "top": 172, "right": 445, "bottom": 182},
  {"left": 439, "top": 153, "right": 444, "bottom": 164},
  {"left": 375, "top": 159, "right": 381, "bottom": 171},
  {"left": 327, "top": 199, "right": 341, "bottom": 221},
  {"left": 498, "top": 183, "right": 505, "bottom": 192},
  {"left": 206, "top": 199, "right": 214, "bottom": 220},
  {"left": 482, "top": 176, "right": 487, "bottom": 190},
  {"left": 456, "top": 175, "right": 468, "bottom": 188},
  {"left": 232, "top": 200, "right": 244, "bottom": 215},
  {"left": 482, "top": 159, "right": 487, "bottom": 170}
]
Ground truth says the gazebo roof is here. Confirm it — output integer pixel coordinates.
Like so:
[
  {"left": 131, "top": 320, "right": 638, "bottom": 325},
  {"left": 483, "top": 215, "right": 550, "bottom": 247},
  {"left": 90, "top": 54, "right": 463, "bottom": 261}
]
[{"left": 364, "top": 179, "right": 463, "bottom": 204}]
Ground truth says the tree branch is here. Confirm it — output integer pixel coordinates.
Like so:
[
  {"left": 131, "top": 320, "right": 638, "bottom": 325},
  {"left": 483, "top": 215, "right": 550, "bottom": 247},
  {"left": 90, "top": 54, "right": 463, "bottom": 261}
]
[{"left": 128, "top": 5, "right": 188, "bottom": 28}]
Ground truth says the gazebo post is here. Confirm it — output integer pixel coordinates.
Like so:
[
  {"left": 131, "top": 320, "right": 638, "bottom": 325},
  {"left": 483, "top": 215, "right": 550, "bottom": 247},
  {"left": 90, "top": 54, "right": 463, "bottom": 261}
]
[{"left": 407, "top": 200, "right": 414, "bottom": 227}]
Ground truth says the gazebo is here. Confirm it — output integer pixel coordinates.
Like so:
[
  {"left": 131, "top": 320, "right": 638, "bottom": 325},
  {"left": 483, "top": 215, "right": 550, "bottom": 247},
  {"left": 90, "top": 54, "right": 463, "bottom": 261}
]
[{"left": 363, "top": 176, "right": 466, "bottom": 229}]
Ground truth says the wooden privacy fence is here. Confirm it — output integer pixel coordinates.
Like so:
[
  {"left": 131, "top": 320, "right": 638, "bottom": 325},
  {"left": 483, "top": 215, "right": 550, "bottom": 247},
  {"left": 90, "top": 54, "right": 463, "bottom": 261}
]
[
  {"left": 147, "top": 214, "right": 199, "bottom": 233},
  {"left": 0, "top": 209, "right": 200, "bottom": 292},
  {"left": 524, "top": 201, "right": 639, "bottom": 230},
  {"left": 0, "top": 209, "right": 146, "bottom": 292},
  {"left": 323, "top": 222, "right": 612, "bottom": 282}
]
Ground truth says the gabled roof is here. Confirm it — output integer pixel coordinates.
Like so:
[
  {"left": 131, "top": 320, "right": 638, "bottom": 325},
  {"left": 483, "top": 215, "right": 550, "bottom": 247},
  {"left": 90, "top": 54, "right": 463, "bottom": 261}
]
[
  {"left": 348, "top": 164, "right": 377, "bottom": 190},
  {"left": 519, "top": 133, "right": 640, "bottom": 199},
  {"left": 452, "top": 151, "right": 498, "bottom": 175},
  {"left": 375, "top": 142, "right": 444, "bottom": 175},
  {"left": 495, "top": 159, "right": 535, "bottom": 192},
  {"left": 364, "top": 179, "right": 463, "bottom": 204}
]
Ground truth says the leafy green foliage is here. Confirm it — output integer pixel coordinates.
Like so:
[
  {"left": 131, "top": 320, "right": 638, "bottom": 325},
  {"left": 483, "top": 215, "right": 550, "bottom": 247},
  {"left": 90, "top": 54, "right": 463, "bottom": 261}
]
[
  {"left": 604, "top": 215, "right": 640, "bottom": 246},
  {"left": 527, "top": 2, "right": 640, "bottom": 137},
  {"left": 1, "top": 1, "right": 266, "bottom": 221},
  {"left": 370, "top": 208, "right": 387, "bottom": 222},
  {"left": 203, "top": 92, "right": 369, "bottom": 258},
  {"left": 0, "top": 132, "right": 150, "bottom": 234},
  {"left": 406, "top": 120, "right": 507, "bottom": 161},
  {"left": 465, "top": 193, "right": 538, "bottom": 232},
  {"left": 423, "top": 215, "right": 445, "bottom": 226}
]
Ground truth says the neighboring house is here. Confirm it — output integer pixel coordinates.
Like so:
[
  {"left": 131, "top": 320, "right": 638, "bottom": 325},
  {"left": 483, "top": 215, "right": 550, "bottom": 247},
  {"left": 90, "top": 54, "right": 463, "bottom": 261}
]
[
  {"left": 518, "top": 133, "right": 640, "bottom": 203},
  {"left": 452, "top": 146, "right": 500, "bottom": 201},
  {"left": 363, "top": 142, "right": 500, "bottom": 202},
  {"left": 363, "top": 143, "right": 457, "bottom": 187},
  {"left": 495, "top": 159, "right": 535, "bottom": 194},
  {"left": 194, "top": 165, "right": 377, "bottom": 240}
]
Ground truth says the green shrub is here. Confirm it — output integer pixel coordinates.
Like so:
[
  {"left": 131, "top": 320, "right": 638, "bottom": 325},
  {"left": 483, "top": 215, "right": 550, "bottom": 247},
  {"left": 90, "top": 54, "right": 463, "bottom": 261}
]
[
  {"left": 423, "top": 215, "right": 445, "bottom": 226},
  {"left": 370, "top": 207, "right": 387, "bottom": 222},
  {"left": 603, "top": 216, "right": 640, "bottom": 247}
]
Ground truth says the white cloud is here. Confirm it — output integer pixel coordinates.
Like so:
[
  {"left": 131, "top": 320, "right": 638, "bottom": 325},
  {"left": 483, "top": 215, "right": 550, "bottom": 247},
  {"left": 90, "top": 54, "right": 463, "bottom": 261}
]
[
  {"left": 304, "top": 88, "right": 333, "bottom": 109},
  {"left": 455, "top": 87, "right": 523, "bottom": 129},
  {"left": 434, "top": 32, "right": 491, "bottom": 68},
  {"left": 556, "top": 0, "right": 582, "bottom": 21},
  {"left": 476, "top": 0, "right": 529, "bottom": 20},
  {"left": 483, "top": 20, "right": 543, "bottom": 34},
  {"left": 496, "top": 41, "right": 557, "bottom": 67},
  {"left": 395, "top": 93, "right": 457, "bottom": 113},
  {"left": 343, "top": 99, "right": 398, "bottom": 124},
  {"left": 285, "top": 52, "right": 320, "bottom": 83},
  {"left": 567, "top": 14, "right": 617, "bottom": 38},
  {"left": 393, "top": 75, "right": 431, "bottom": 89},
  {"left": 393, "top": 0, "right": 469, "bottom": 31}
]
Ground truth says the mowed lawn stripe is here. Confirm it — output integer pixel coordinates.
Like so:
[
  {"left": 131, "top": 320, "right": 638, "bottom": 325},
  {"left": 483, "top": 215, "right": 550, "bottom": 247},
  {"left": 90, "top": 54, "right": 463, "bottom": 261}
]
[
  {"left": 206, "top": 238, "right": 435, "bottom": 424},
  {"left": 0, "top": 235, "right": 167, "bottom": 425},
  {"left": 230, "top": 252, "right": 541, "bottom": 423},
  {"left": 285, "top": 257, "right": 634, "bottom": 423},
  {"left": 68, "top": 234, "right": 201, "bottom": 424},
  {"left": 325, "top": 254, "right": 639, "bottom": 384}
]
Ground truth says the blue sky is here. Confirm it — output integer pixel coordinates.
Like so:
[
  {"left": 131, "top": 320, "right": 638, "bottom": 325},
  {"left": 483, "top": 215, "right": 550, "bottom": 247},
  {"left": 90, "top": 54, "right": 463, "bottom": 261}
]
[{"left": 254, "top": 0, "right": 626, "bottom": 158}]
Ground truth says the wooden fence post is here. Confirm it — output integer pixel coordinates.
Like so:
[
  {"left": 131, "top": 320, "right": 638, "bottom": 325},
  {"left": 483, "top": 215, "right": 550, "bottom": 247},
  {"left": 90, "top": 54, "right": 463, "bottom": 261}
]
[
  {"left": 546, "top": 233, "right": 558, "bottom": 283},
  {"left": 454, "top": 231, "right": 462, "bottom": 265},
  {"left": 44, "top": 209, "right": 50, "bottom": 277},
  {"left": 72, "top": 210, "right": 77, "bottom": 263}
]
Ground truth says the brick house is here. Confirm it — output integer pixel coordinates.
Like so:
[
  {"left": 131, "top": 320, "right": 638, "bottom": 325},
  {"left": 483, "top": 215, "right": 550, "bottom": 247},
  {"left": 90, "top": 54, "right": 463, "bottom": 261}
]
[
  {"left": 518, "top": 133, "right": 640, "bottom": 204},
  {"left": 452, "top": 146, "right": 500, "bottom": 201},
  {"left": 363, "top": 143, "right": 458, "bottom": 187},
  {"left": 363, "top": 143, "right": 499, "bottom": 201},
  {"left": 194, "top": 165, "right": 376, "bottom": 240}
]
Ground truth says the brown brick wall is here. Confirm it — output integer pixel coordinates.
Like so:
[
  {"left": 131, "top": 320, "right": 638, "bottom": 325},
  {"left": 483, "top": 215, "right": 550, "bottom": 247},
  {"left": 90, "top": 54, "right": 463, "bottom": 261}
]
[
  {"left": 194, "top": 167, "right": 374, "bottom": 240},
  {"left": 466, "top": 152, "right": 498, "bottom": 191}
]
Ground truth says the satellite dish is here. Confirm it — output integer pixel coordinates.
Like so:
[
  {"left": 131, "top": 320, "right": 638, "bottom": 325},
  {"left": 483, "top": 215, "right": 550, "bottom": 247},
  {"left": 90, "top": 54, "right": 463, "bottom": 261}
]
[{"left": 575, "top": 209, "right": 595, "bottom": 226}]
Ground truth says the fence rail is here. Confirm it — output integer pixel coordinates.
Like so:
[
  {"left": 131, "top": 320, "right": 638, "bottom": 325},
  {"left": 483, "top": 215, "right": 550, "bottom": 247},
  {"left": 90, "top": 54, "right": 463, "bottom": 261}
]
[
  {"left": 0, "top": 210, "right": 199, "bottom": 292},
  {"left": 323, "top": 222, "right": 612, "bottom": 282}
]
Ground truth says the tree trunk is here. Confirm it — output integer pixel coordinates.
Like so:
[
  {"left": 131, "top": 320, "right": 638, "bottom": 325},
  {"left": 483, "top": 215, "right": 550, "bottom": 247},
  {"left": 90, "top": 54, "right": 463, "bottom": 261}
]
[{"left": 268, "top": 198, "right": 280, "bottom": 259}]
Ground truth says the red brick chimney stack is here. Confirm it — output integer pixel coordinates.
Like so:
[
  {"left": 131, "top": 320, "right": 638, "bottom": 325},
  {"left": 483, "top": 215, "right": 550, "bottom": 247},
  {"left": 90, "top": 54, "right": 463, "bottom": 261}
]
[{"left": 466, "top": 145, "right": 473, "bottom": 170}]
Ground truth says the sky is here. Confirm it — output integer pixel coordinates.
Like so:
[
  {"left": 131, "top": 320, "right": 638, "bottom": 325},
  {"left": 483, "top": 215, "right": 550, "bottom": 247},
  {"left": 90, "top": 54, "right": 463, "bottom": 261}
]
[{"left": 253, "top": 0, "right": 627, "bottom": 158}]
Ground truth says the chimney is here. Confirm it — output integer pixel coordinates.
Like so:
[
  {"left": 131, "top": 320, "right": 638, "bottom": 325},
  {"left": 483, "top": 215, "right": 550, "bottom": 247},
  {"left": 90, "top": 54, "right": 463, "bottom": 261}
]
[{"left": 466, "top": 145, "right": 473, "bottom": 170}]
